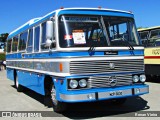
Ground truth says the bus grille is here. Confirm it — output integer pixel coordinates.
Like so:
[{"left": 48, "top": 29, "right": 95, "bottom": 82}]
[
  {"left": 70, "top": 59, "right": 144, "bottom": 75},
  {"left": 88, "top": 74, "right": 132, "bottom": 88}
]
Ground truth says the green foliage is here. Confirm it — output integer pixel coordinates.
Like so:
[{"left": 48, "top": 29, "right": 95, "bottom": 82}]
[
  {"left": 0, "top": 53, "right": 5, "bottom": 60},
  {"left": 0, "top": 33, "right": 8, "bottom": 42}
]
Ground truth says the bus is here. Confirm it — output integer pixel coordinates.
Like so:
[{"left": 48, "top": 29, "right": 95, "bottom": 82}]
[
  {"left": 6, "top": 8, "right": 149, "bottom": 112},
  {"left": 0, "top": 42, "right": 4, "bottom": 52},
  {"left": 138, "top": 26, "right": 160, "bottom": 77}
]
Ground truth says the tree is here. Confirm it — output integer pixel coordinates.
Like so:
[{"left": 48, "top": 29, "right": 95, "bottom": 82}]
[{"left": 0, "top": 33, "right": 8, "bottom": 43}]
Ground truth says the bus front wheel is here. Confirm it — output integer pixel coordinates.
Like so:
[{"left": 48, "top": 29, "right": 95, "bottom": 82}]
[{"left": 50, "top": 83, "right": 67, "bottom": 112}]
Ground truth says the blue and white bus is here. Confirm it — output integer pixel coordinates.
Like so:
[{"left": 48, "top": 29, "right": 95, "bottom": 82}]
[{"left": 6, "top": 8, "right": 149, "bottom": 112}]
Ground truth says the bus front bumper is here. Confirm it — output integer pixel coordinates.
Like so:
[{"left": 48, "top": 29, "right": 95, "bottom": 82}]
[{"left": 59, "top": 84, "right": 149, "bottom": 103}]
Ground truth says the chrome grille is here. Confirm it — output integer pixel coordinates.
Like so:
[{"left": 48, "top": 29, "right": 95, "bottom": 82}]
[
  {"left": 88, "top": 74, "right": 133, "bottom": 88},
  {"left": 70, "top": 59, "right": 144, "bottom": 75}
]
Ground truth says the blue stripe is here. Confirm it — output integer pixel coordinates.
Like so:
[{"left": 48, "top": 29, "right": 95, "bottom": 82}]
[{"left": 6, "top": 50, "right": 143, "bottom": 59}]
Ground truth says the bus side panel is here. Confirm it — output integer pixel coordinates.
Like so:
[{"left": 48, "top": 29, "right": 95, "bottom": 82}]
[
  {"left": 6, "top": 68, "right": 14, "bottom": 81},
  {"left": 17, "top": 71, "right": 45, "bottom": 95}
]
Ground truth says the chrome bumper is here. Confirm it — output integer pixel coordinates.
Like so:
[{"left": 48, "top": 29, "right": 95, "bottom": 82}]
[{"left": 60, "top": 85, "right": 149, "bottom": 102}]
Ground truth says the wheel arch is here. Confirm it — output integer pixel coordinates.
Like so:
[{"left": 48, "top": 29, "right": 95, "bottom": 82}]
[{"left": 44, "top": 75, "right": 54, "bottom": 96}]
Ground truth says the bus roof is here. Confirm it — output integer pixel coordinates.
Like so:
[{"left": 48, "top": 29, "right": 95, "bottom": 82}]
[
  {"left": 138, "top": 26, "right": 160, "bottom": 32},
  {"left": 8, "top": 8, "right": 134, "bottom": 39}
]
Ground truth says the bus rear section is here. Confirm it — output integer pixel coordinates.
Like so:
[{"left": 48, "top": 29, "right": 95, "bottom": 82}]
[{"left": 6, "top": 8, "right": 149, "bottom": 112}]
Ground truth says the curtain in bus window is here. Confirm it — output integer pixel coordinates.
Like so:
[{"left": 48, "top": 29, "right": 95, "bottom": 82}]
[
  {"left": 7, "top": 39, "right": 12, "bottom": 52},
  {"left": 27, "top": 29, "right": 33, "bottom": 52},
  {"left": 12, "top": 36, "right": 18, "bottom": 52},
  {"left": 34, "top": 26, "right": 40, "bottom": 52},
  {"left": 19, "top": 32, "right": 27, "bottom": 51}
]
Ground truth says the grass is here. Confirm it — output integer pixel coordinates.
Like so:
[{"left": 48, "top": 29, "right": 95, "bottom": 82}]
[{"left": 0, "top": 53, "right": 6, "bottom": 60}]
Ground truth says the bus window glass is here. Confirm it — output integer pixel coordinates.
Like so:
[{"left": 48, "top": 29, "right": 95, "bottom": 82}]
[
  {"left": 139, "top": 31, "right": 149, "bottom": 40},
  {"left": 148, "top": 29, "right": 160, "bottom": 47},
  {"left": 106, "top": 17, "right": 139, "bottom": 46},
  {"left": 34, "top": 26, "right": 40, "bottom": 52},
  {"left": 19, "top": 32, "right": 28, "bottom": 51},
  {"left": 150, "top": 29, "right": 160, "bottom": 39},
  {"left": 41, "top": 22, "right": 49, "bottom": 50},
  {"left": 27, "top": 29, "right": 33, "bottom": 52},
  {"left": 59, "top": 16, "right": 108, "bottom": 47},
  {"left": 12, "top": 36, "right": 18, "bottom": 52},
  {"left": 59, "top": 15, "right": 140, "bottom": 48},
  {"left": 7, "top": 39, "right": 12, "bottom": 53},
  {"left": 139, "top": 31, "right": 149, "bottom": 45}
]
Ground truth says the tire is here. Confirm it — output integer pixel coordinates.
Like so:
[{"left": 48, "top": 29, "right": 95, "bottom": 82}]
[
  {"left": 50, "top": 83, "right": 67, "bottom": 112},
  {"left": 15, "top": 76, "right": 24, "bottom": 92},
  {"left": 110, "top": 98, "right": 127, "bottom": 105}
]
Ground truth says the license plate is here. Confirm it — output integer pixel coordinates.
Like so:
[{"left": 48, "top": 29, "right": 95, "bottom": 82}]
[{"left": 109, "top": 91, "right": 123, "bottom": 96}]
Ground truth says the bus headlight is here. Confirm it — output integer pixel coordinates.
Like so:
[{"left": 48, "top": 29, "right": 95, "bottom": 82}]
[
  {"left": 140, "top": 75, "right": 146, "bottom": 82},
  {"left": 69, "top": 80, "right": 78, "bottom": 89},
  {"left": 79, "top": 79, "right": 87, "bottom": 87},
  {"left": 133, "top": 75, "right": 139, "bottom": 82}
]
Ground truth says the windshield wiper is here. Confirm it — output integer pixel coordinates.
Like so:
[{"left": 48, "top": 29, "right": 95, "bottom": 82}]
[
  {"left": 122, "top": 36, "right": 134, "bottom": 50},
  {"left": 88, "top": 43, "right": 95, "bottom": 56},
  {"left": 111, "top": 30, "right": 134, "bottom": 50}
]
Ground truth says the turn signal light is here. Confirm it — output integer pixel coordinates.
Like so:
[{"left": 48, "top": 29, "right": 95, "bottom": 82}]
[{"left": 59, "top": 63, "right": 63, "bottom": 72}]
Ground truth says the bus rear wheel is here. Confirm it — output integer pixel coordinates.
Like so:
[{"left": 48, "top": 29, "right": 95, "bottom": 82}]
[
  {"left": 50, "top": 83, "right": 67, "bottom": 112},
  {"left": 15, "top": 76, "right": 24, "bottom": 92}
]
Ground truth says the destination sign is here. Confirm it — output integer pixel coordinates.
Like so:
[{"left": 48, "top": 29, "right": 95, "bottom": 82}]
[{"left": 61, "top": 16, "right": 98, "bottom": 22}]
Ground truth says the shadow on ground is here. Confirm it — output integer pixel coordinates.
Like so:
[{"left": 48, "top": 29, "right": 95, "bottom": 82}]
[
  {"left": 12, "top": 85, "right": 150, "bottom": 118},
  {"left": 146, "top": 75, "right": 160, "bottom": 83}
]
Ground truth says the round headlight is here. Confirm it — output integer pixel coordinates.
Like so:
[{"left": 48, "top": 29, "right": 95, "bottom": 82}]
[
  {"left": 140, "top": 75, "right": 146, "bottom": 82},
  {"left": 69, "top": 80, "right": 78, "bottom": 89},
  {"left": 79, "top": 79, "right": 87, "bottom": 87},
  {"left": 133, "top": 75, "right": 139, "bottom": 82}
]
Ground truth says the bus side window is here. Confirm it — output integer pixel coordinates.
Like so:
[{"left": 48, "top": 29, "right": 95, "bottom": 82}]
[
  {"left": 7, "top": 39, "right": 12, "bottom": 53},
  {"left": 34, "top": 26, "right": 40, "bottom": 52},
  {"left": 50, "top": 20, "right": 56, "bottom": 49},
  {"left": 19, "top": 31, "right": 28, "bottom": 51},
  {"left": 27, "top": 29, "right": 33, "bottom": 52},
  {"left": 41, "top": 22, "right": 49, "bottom": 50},
  {"left": 12, "top": 35, "right": 18, "bottom": 52}
]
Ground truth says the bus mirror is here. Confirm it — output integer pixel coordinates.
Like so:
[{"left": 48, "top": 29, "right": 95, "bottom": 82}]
[
  {"left": 46, "top": 38, "right": 52, "bottom": 47},
  {"left": 46, "top": 20, "right": 53, "bottom": 47}
]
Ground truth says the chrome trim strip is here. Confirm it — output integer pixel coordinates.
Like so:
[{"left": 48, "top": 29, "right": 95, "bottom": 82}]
[
  {"left": 6, "top": 66, "right": 70, "bottom": 77},
  {"left": 56, "top": 47, "right": 144, "bottom": 51},
  {"left": 6, "top": 56, "right": 144, "bottom": 62}
]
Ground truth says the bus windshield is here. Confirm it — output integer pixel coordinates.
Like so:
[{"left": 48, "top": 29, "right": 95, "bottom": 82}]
[{"left": 59, "top": 15, "right": 140, "bottom": 48}]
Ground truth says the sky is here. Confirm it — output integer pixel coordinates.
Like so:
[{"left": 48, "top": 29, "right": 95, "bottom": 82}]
[{"left": 0, "top": 0, "right": 160, "bottom": 34}]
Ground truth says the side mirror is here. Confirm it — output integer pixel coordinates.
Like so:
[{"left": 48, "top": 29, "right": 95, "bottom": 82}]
[{"left": 45, "top": 20, "right": 55, "bottom": 47}]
